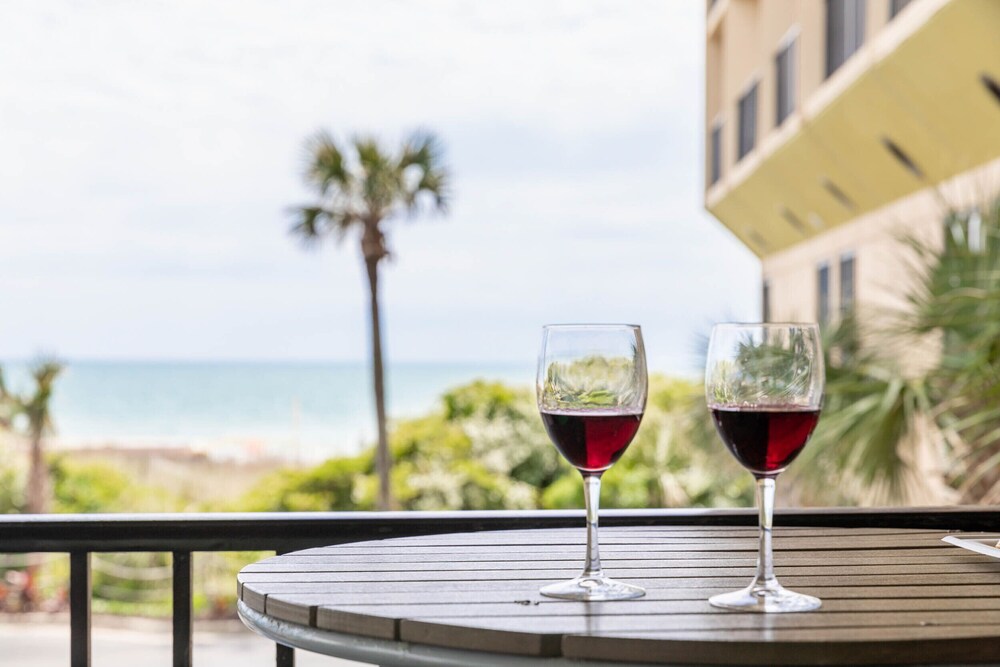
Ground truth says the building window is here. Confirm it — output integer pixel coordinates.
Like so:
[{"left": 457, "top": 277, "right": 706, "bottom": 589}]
[
  {"left": 840, "top": 254, "right": 855, "bottom": 314},
  {"left": 826, "top": 0, "right": 866, "bottom": 78},
  {"left": 762, "top": 280, "right": 771, "bottom": 323},
  {"left": 817, "top": 263, "right": 831, "bottom": 326},
  {"left": 775, "top": 38, "right": 797, "bottom": 126},
  {"left": 710, "top": 122, "right": 722, "bottom": 185},
  {"left": 737, "top": 84, "right": 757, "bottom": 161},
  {"left": 889, "top": 0, "right": 911, "bottom": 19}
]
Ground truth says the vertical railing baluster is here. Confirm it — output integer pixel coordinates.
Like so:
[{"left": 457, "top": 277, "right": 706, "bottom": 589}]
[
  {"left": 70, "top": 551, "right": 91, "bottom": 667},
  {"left": 173, "top": 551, "right": 193, "bottom": 667},
  {"left": 276, "top": 644, "right": 295, "bottom": 666},
  {"left": 276, "top": 548, "right": 295, "bottom": 667}
]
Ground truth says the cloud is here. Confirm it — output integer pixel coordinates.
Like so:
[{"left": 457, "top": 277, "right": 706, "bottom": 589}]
[{"left": 0, "top": 0, "right": 758, "bottom": 371}]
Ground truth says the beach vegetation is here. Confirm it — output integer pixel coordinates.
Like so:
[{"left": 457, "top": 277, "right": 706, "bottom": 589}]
[
  {"left": 289, "top": 129, "right": 451, "bottom": 511},
  {"left": 0, "top": 360, "right": 64, "bottom": 514},
  {"left": 242, "top": 452, "right": 375, "bottom": 512},
  {"left": 245, "top": 377, "right": 755, "bottom": 513},
  {"left": 0, "top": 465, "right": 22, "bottom": 514},
  {"left": 910, "top": 200, "right": 1000, "bottom": 503},
  {"left": 49, "top": 457, "right": 182, "bottom": 514}
]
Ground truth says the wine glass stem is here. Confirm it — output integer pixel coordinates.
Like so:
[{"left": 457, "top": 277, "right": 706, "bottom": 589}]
[
  {"left": 754, "top": 476, "right": 778, "bottom": 589},
  {"left": 582, "top": 473, "right": 604, "bottom": 578}
]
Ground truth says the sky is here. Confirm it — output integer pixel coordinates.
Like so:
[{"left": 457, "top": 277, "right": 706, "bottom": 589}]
[{"left": 0, "top": 0, "right": 759, "bottom": 374}]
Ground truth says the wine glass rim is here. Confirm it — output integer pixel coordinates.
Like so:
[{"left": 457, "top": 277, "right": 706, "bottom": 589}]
[
  {"left": 542, "top": 323, "right": 641, "bottom": 330},
  {"left": 712, "top": 321, "right": 819, "bottom": 329}
]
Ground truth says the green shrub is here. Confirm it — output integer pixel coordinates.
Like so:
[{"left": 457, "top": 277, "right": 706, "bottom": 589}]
[{"left": 245, "top": 376, "right": 755, "bottom": 513}]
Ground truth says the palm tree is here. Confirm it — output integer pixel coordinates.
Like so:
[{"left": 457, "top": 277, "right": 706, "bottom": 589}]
[
  {"left": 18, "top": 361, "right": 64, "bottom": 514},
  {"left": 290, "top": 131, "right": 450, "bottom": 510},
  {"left": 791, "top": 315, "right": 951, "bottom": 506},
  {"left": 0, "top": 367, "right": 14, "bottom": 430},
  {"left": 790, "top": 198, "right": 1000, "bottom": 507},
  {"left": 908, "top": 201, "right": 1000, "bottom": 503}
]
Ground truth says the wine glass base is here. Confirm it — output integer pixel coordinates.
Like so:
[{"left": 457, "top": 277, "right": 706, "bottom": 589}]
[
  {"left": 709, "top": 583, "right": 820, "bottom": 613},
  {"left": 540, "top": 575, "right": 645, "bottom": 601}
]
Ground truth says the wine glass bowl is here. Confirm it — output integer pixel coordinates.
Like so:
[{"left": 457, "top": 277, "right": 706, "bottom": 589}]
[
  {"left": 706, "top": 323, "right": 824, "bottom": 613},
  {"left": 537, "top": 324, "right": 647, "bottom": 601}
]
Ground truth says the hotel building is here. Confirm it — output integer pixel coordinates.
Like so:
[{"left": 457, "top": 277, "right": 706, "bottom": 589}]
[{"left": 704, "top": 0, "right": 1000, "bottom": 324}]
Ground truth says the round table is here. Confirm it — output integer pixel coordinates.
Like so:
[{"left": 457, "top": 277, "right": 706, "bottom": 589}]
[{"left": 237, "top": 525, "right": 1000, "bottom": 666}]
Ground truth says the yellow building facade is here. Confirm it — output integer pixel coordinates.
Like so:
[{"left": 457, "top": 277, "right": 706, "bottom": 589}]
[{"left": 705, "top": 0, "right": 1000, "bottom": 323}]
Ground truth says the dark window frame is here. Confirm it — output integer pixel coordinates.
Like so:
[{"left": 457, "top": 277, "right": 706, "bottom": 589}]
[
  {"left": 817, "top": 262, "right": 831, "bottom": 326},
  {"left": 762, "top": 279, "right": 771, "bottom": 323},
  {"left": 775, "top": 37, "right": 797, "bottom": 127},
  {"left": 737, "top": 82, "right": 758, "bottom": 161},
  {"left": 710, "top": 121, "right": 723, "bottom": 185},
  {"left": 839, "top": 253, "right": 855, "bottom": 314},
  {"left": 889, "top": 0, "right": 912, "bottom": 19},
  {"left": 826, "top": 0, "right": 867, "bottom": 78}
]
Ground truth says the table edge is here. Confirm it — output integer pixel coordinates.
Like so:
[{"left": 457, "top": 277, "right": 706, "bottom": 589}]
[{"left": 237, "top": 600, "right": 667, "bottom": 667}]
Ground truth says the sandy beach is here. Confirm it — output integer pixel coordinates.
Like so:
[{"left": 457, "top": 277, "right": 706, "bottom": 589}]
[{"left": 0, "top": 431, "right": 298, "bottom": 509}]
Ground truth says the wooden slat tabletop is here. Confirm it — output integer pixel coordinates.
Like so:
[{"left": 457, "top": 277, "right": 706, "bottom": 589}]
[{"left": 237, "top": 526, "right": 1000, "bottom": 665}]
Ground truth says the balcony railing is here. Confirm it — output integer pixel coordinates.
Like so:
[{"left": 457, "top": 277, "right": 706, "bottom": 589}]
[{"left": 3, "top": 507, "right": 998, "bottom": 667}]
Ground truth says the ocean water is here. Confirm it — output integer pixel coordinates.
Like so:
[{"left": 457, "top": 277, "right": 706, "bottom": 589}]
[{"left": 1, "top": 361, "right": 533, "bottom": 462}]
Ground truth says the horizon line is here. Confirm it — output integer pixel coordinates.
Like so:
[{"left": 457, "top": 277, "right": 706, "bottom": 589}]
[{"left": 0, "top": 357, "right": 535, "bottom": 366}]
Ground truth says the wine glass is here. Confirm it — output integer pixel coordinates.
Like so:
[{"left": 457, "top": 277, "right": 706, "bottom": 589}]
[
  {"left": 537, "top": 324, "right": 647, "bottom": 601},
  {"left": 705, "top": 323, "right": 824, "bottom": 613}
]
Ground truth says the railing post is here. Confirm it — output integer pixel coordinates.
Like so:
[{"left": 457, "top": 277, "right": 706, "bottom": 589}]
[
  {"left": 70, "top": 551, "right": 91, "bottom": 667},
  {"left": 276, "top": 547, "right": 294, "bottom": 667},
  {"left": 173, "top": 551, "right": 192, "bottom": 667},
  {"left": 276, "top": 644, "right": 295, "bottom": 666}
]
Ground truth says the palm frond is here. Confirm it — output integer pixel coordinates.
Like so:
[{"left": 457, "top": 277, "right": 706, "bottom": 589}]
[
  {"left": 399, "top": 130, "right": 451, "bottom": 214},
  {"left": 351, "top": 135, "right": 400, "bottom": 214},
  {"left": 32, "top": 360, "right": 63, "bottom": 388},
  {"left": 288, "top": 206, "right": 360, "bottom": 248},
  {"left": 398, "top": 131, "right": 439, "bottom": 170},
  {"left": 292, "top": 128, "right": 452, "bottom": 261},
  {"left": 352, "top": 134, "right": 385, "bottom": 164},
  {"left": 903, "top": 198, "right": 1000, "bottom": 503},
  {"left": 304, "top": 130, "right": 351, "bottom": 195},
  {"left": 790, "top": 315, "right": 952, "bottom": 505},
  {"left": 23, "top": 359, "right": 64, "bottom": 437},
  {"left": 414, "top": 167, "right": 451, "bottom": 212},
  {"left": 289, "top": 206, "right": 330, "bottom": 248}
]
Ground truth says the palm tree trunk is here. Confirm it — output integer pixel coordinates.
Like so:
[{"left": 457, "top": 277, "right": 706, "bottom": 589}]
[
  {"left": 26, "top": 430, "right": 47, "bottom": 514},
  {"left": 365, "top": 257, "right": 392, "bottom": 510}
]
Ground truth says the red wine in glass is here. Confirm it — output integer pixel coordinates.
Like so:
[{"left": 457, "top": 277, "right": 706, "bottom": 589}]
[
  {"left": 705, "top": 322, "right": 824, "bottom": 613},
  {"left": 710, "top": 406, "right": 821, "bottom": 476},
  {"left": 540, "top": 411, "right": 642, "bottom": 472},
  {"left": 537, "top": 324, "right": 647, "bottom": 601}
]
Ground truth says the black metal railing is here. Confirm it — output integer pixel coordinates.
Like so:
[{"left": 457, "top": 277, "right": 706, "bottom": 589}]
[{"left": 3, "top": 507, "right": 998, "bottom": 667}]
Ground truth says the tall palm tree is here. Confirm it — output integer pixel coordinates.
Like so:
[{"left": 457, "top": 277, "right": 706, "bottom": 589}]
[
  {"left": 15, "top": 361, "right": 64, "bottom": 514},
  {"left": 290, "top": 131, "right": 450, "bottom": 510}
]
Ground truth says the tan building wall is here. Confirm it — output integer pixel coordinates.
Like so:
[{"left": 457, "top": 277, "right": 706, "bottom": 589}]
[
  {"left": 763, "top": 157, "right": 1000, "bottom": 325},
  {"left": 704, "top": 0, "right": 1000, "bottom": 325},
  {"left": 705, "top": 0, "right": 897, "bottom": 192}
]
